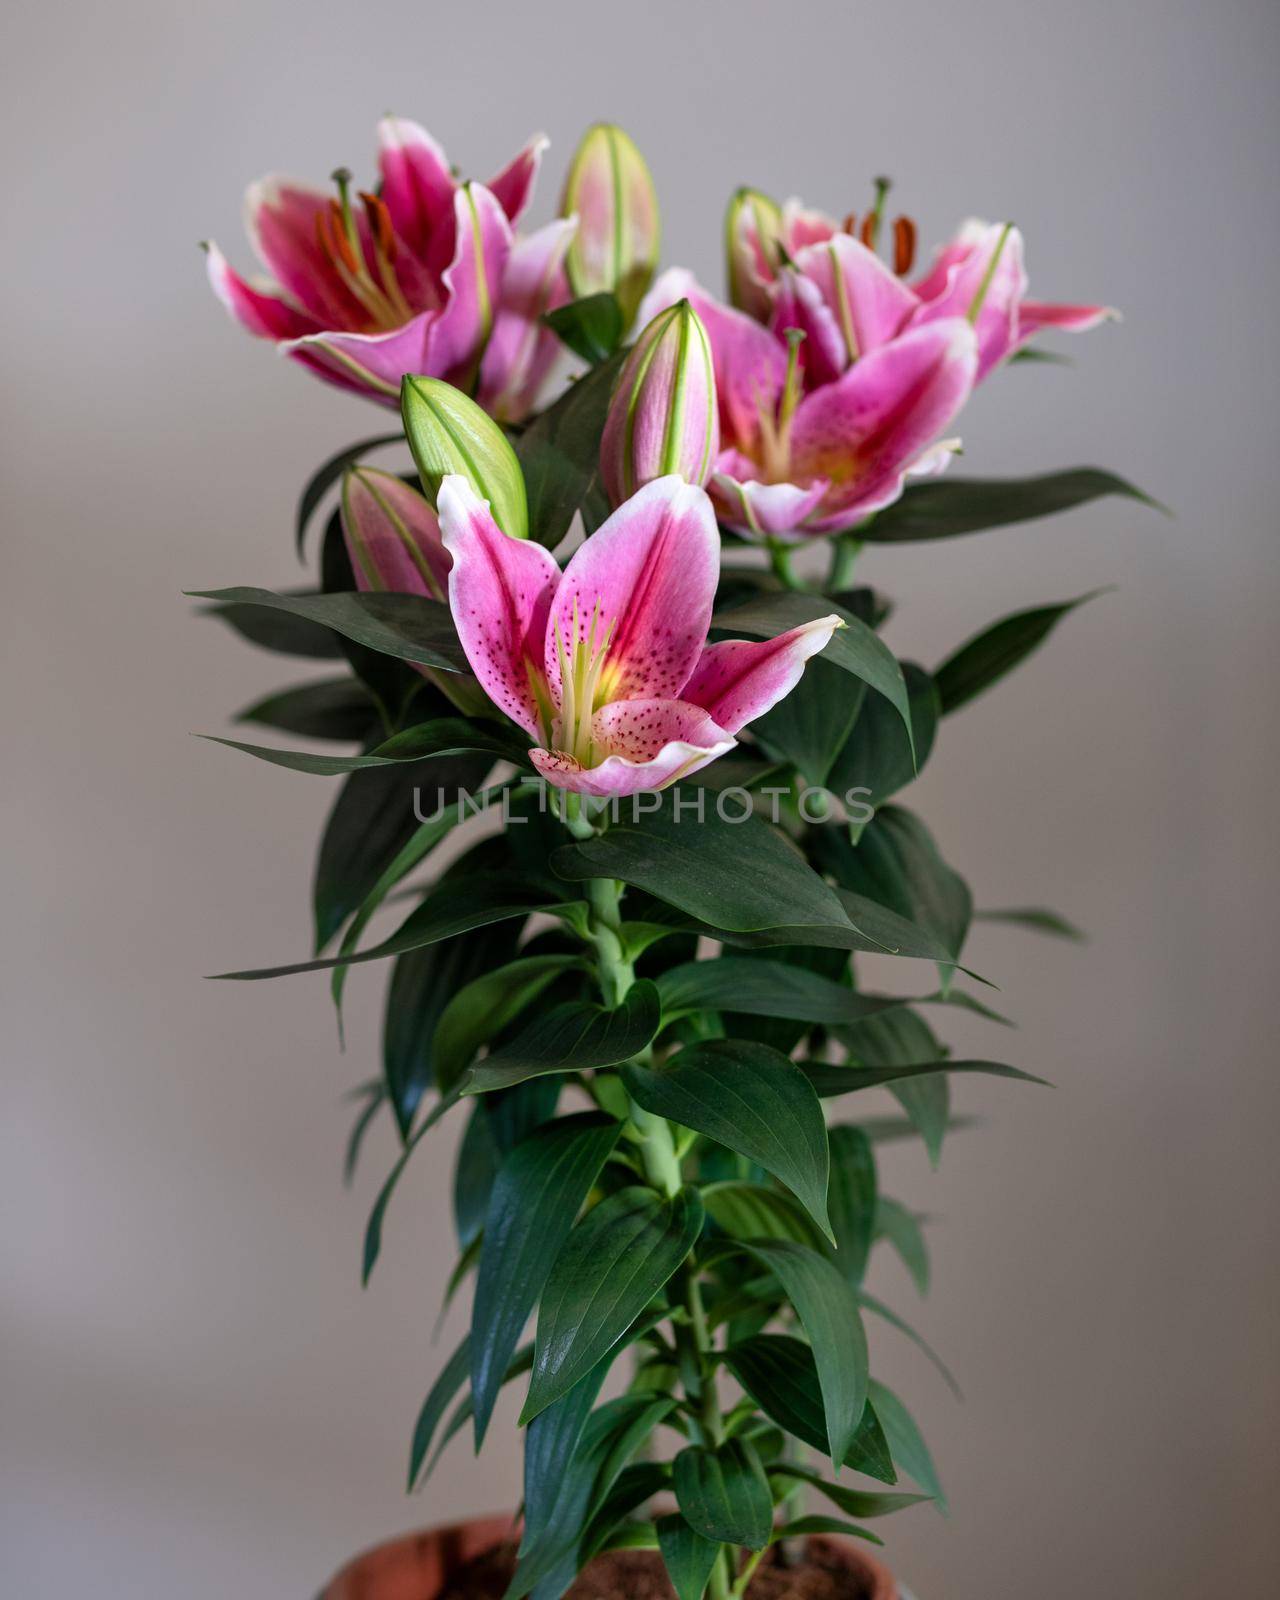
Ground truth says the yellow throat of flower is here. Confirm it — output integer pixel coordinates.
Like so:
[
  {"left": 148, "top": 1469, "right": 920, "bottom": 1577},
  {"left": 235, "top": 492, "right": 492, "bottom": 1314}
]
[{"left": 547, "top": 598, "right": 618, "bottom": 767}]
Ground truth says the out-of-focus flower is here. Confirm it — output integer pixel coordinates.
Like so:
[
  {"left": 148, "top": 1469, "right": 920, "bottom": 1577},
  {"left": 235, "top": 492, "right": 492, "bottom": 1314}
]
[
  {"left": 437, "top": 474, "right": 840, "bottom": 796},
  {"left": 205, "top": 119, "right": 571, "bottom": 414},
  {"left": 340, "top": 466, "right": 449, "bottom": 598},
  {"left": 599, "top": 300, "right": 718, "bottom": 506},
  {"left": 401, "top": 375, "right": 529, "bottom": 541},
  {"left": 560, "top": 124, "right": 660, "bottom": 326}
]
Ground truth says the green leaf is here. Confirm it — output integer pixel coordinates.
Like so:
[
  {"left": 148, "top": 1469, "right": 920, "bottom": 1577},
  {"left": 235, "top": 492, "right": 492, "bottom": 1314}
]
[
  {"left": 522, "top": 1361, "right": 614, "bottom": 1559},
  {"left": 867, "top": 1380, "right": 947, "bottom": 1511},
  {"left": 702, "top": 1182, "right": 826, "bottom": 1249},
  {"left": 361, "top": 1090, "right": 461, "bottom": 1282},
  {"left": 433, "top": 954, "right": 581, "bottom": 1092},
  {"left": 471, "top": 1114, "right": 622, "bottom": 1445},
  {"left": 974, "top": 905, "right": 1086, "bottom": 940},
  {"left": 515, "top": 354, "right": 625, "bottom": 547},
  {"left": 829, "top": 662, "right": 940, "bottom": 813},
  {"left": 826, "top": 1125, "right": 877, "bottom": 1284},
  {"left": 861, "top": 469, "right": 1162, "bottom": 543},
  {"left": 713, "top": 592, "right": 913, "bottom": 750},
  {"left": 622, "top": 1041, "right": 832, "bottom": 1241},
  {"left": 734, "top": 1239, "right": 867, "bottom": 1467},
  {"left": 523, "top": 1186, "right": 704, "bottom": 1422},
  {"left": 934, "top": 590, "right": 1106, "bottom": 714},
  {"left": 544, "top": 293, "right": 625, "bottom": 364},
  {"left": 552, "top": 792, "right": 856, "bottom": 939},
  {"left": 803, "top": 1057, "right": 1048, "bottom": 1098},
  {"left": 656, "top": 958, "right": 903, "bottom": 1028},
  {"left": 655, "top": 1512, "right": 721, "bottom": 1600},
  {"left": 1009, "top": 346, "right": 1074, "bottom": 366},
  {"left": 297, "top": 432, "right": 403, "bottom": 557},
  {"left": 859, "top": 1291, "right": 961, "bottom": 1398},
  {"left": 462, "top": 981, "right": 662, "bottom": 1094},
  {"left": 201, "top": 717, "right": 527, "bottom": 776},
  {"left": 235, "top": 677, "right": 375, "bottom": 742},
  {"left": 187, "top": 587, "right": 467, "bottom": 672},
  {"left": 406, "top": 1334, "right": 470, "bottom": 1491},
  {"left": 342, "top": 1080, "right": 385, "bottom": 1186},
  {"left": 839, "top": 1008, "right": 949, "bottom": 1166},
  {"left": 770, "top": 1464, "right": 928, "bottom": 1519},
  {"left": 875, "top": 1198, "right": 931, "bottom": 1295},
  {"left": 753, "top": 658, "right": 867, "bottom": 787},
  {"left": 199, "top": 590, "right": 345, "bottom": 659},
  {"left": 674, "top": 1439, "right": 774, "bottom": 1550},
  {"left": 772, "top": 1515, "right": 882, "bottom": 1546},
  {"left": 721, "top": 1336, "right": 895, "bottom": 1483},
  {"left": 453, "top": 1101, "right": 499, "bottom": 1248}
]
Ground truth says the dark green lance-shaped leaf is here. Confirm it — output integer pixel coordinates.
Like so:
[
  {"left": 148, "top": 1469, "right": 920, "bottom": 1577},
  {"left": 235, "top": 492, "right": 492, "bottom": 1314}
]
[
  {"left": 875, "top": 1198, "right": 930, "bottom": 1296},
  {"left": 199, "top": 589, "right": 345, "bottom": 658},
  {"left": 774, "top": 1514, "right": 882, "bottom": 1545},
  {"left": 622, "top": 1041, "right": 832, "bottom": 1241},
  {"left": 702, "top": 1182, "right": 826, "bottom": 1249},
  {"left": 201, "top": 717, "right": 528, "bottom": 776},
  {"left": 861, "top": 468, "right": 1161, "bottom": 543},
  {"left": 867, "top": 1380, "right": 947, "bottom": 1511},
  {"left": 235, "top": 677, "right": 376, "bottom": 742},
  {"left": 313, "top": 763, "right": 428, "bottom": 951},
  {"left": 656, "top": 1513, "right": 720, "bottom": 1600},
  {"left": 829, "top": 662, "right": 940, "bottom": 812},
  {"left": 406, "top": 1333, "right": 471, "bottom": 1491},
  {"left": 342, "top": 1080, "right": 385, "bottom": 1186},
  {"left": 934, "top": 590, "right": 1106, "bottom": 715},
  {"left": 187, "top": 587, "right": 468, "bottom": 672},
  {"left": 974, "top": 905, "right": 1087, "bottom": 940},
  {"left": 553, "top": 791, "right": 857, "bottom": 939},
  {"left": 721, "top": 1336, "right": 895, "bottom": 1483},
  {"left": 657, "top": 957, "right": 902, "bottom": 1028},
  {"left": 462, "top": 981, "right": 662, "bottom": 1094},
  {"left": 841, "top": 1008, "right": 949, "bottom": 1167},
  {"left": 803, "top": 1057, "right": 1048, "bottom": 1097},
  {"left": 544, "top": 293, "right": 625, "bottom": 364},
  {"left": 210, "top": 872, "right": 556, "bottom": 981},
  {"left": 522, "top": 1359, "right": 614, "bottom": 1557},
  {"left": 296, "top": 432, "right": 404, "bottom": 556},
  {"left": 753, "top": 658, "right": 867, "bottom": 788},
  {"left": 523, "top": 1186, "right": 704, "bottom": 1422},
  {"left": 471, "top": 1114, "right": 622, "bottom": 1445},
  {"left": 735, "top": 1239, "right": 868, "bottom": 1467},
  {"left": 516, "top": 353, "right": 625, "bottom": 547},
  {"left": 434, "top": 954, "right": 581, "bottom": 1092},
  {"left": 826, "top": 1124, "right": 876, "bottom": 1284},
  {"left": 673, "top": 1439, "right": 774, "bottom": 1550},
  {"left": 713, "top": 592, "right": 913, "bottom": 751},
  {"left": 770, "top": 1464, "right": 928, "bottom": 1519},
  {"left": 454, "top": 1101, "right": 499, "bottom": 1248},
  {"left": 361, "top": 1087, "right": 461, "bottom": 1282},
  {"left": 859, "top": 1291, "right": 961, "bottom": 1398}
]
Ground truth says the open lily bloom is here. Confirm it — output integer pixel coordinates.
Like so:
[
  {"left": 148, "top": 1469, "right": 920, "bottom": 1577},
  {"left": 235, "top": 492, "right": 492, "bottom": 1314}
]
[
  {"left": 437, "top": 474, "right": 840, "bottom": 796},
  {"left": 205, "top": 118, "right": 572, "bottom": 415},
  {"left": 642, "top": 268, "right": 977, "bottom": 539}
]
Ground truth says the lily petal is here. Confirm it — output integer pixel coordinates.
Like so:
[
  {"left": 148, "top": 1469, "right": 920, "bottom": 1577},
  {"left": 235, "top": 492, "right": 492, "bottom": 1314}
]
[
  {"left": 547, "top": 476, "right": 719, "bottom": 704},
  {"left": 426, "top": 183, "right": 513, "bottom": 385},
  {"left": 438, "top": 476, "right": 561, "bottom": 739},
  {"left": 780, "top": 197, "right": 840, "bottom": 255},
  {"left": 479, "top": 216, "right": 577, "bottom": 423},
  {"left": 204, "top": 241, "right": 320, "bottom": 340},
  {"left": 910, "top": 222, "right": 1027, "bottom": 380},
  {"left": 708, "top": 464, "right": 830, "bottom": 541},
  {"left": 488, "top": 133, "right": 549, "bottom": 225},
  {"left": 341, "top": 467, "right": 449, "bottom": 600},
  {"left": 280, "top": 312, "right": 439, "bottom": 404},
  {"left": 641, "top": 269, "right": 787, "bottom": 456},
  {"left": 244, "top": 175, "right": 364, "bottom": 328},
  {"left": 683, "top": 616, "right": 842, "bottom": 733},
  {"left": 789, "top": 318, "right": 978, "bottom": 528},
  {"left": 376, "top": 117, "right": 456, "bottom": 262},
  {"left": 795, "top": 234, "right": 920, "bottom": 361},
  {"left": 1017, "top": 298, "right": 1118, "bottom": 339},
  {"left": 770, "top": 268, "right": 848, "bottom": 388},
  {"left": 531, "top": 698, "right": 735, "bottom": 798}
]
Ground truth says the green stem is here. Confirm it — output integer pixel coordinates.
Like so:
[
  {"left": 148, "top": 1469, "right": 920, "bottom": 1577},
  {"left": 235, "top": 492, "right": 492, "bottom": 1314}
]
[
  {"left": 767, "top": 539, "right": 802, "bottom": 591},
  {"left": 825, "top": 535, "right": 862, "bottom": 594}
]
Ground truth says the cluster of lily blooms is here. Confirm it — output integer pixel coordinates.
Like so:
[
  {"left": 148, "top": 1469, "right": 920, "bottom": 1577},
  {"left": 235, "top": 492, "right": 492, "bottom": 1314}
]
[{"left": 207, "top": 119, "right": 1111, "bottom": 797}]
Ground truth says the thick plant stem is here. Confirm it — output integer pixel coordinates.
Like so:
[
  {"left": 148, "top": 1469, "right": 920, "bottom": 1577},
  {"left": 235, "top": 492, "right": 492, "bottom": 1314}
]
[
  {"left": 767, "top": 538, "right": 802, "bottom": 591},
  {"left": 826, "top": 534, "right": 862, "bottom": 593}
]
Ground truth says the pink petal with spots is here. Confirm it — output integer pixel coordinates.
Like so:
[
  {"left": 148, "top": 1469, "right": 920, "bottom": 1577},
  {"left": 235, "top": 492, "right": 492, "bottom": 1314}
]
[
  {"left": 438, "top": 476, "right": 561, "bottom": 739},
  {"left": 794, "top": 234, "right": 920, "bottom": 360},
  {"left": 204, "top": 241, "right": 320, "bottom": 341},
  {"left": 376, "top": 118, "right": 456, "bottom": 262},
  {"left": 479, "top": 217, "right": 577, "bottom": 423},
  {"left": 708, "top": 461, "right": 830, "bottom": 541},
  {"left": 530, "top": 698, "right": 735, "bottom": 798},
  {"left": 546, "top": 477, "right": 720, "bottom": 706},
  {"left": 682, "top": 616, "right": 842, "bottom": 734},
  {"left": 244, "top": 176, "right": 365, "bottom": 329},
  {"left": 789, "top": 318, "right": 977, "bottom": 529},
  {"left": 340, "top": 467, "right": 450, "bottom": 600},
  {"left": 639, "top": 269, "right": 787, "bottom": 456},
  {"left": 487, "top": 133, "right": 548, "bottom": 225}
]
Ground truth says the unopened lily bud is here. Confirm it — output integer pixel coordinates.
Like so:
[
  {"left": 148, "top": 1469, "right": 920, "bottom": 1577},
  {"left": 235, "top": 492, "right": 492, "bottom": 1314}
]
[
  {"left": 725, "top": 187, "right": 782, "bottom": 318},
  {"left": 400, "top": 375, "right": 529, "bottom": 540},
  {"left": 599, "top": 300, "right": 719, "bottom": 506},
  {"left": 560, "top": 123, "right": 660, "bottom": 326},
  {"left": 340, "top": 466, "right": 449, "bottom": 599}
]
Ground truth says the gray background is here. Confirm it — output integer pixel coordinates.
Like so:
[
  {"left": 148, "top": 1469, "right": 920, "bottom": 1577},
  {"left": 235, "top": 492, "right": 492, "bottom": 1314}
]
[{"left": 3, "top": 1, "right": 1278, "bottom": 1595}]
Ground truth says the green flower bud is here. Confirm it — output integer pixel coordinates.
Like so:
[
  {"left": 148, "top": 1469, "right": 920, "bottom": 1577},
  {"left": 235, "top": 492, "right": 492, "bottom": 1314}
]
[
  {"left": 560, "top": 123, "right": 660, "bottom": 327},
  {"left": 400, "top": 375, "right": 529, "bottom": 540}
]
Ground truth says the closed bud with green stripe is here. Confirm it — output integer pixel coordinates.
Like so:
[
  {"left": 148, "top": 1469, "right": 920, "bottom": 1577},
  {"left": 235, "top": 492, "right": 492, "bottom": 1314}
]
[
  {"left": 599, "top": 300, "right": 719, "bottom": 507},
  {"left": 339, "top": 466, "right": 450, "bottom": 598},
  {"left": 560, "top": 123, "right": 660, "bottom": 327},
  {"left": 400, "top": 374, "right": 529, "bottom": 540}
]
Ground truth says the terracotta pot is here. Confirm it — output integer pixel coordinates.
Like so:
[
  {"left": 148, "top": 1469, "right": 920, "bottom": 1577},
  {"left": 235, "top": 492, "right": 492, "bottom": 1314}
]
[{"left": 319, "top": 1517, "right": 899, "bottom": 1600}]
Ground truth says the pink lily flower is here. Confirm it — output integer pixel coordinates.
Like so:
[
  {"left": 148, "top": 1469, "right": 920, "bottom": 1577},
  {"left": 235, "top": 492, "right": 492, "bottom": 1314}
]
[
  {"left": 340, "top": 466, "right": 448, "bottom": 600},
  {"left": 641, "top": 268, "right": 978, "bottom": 540},
  {"left": 436, "top": 474, "right": 841, "bottom": 797},
  {"left": 205, "top": 118, "right": 571, "bottom": 415}
]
